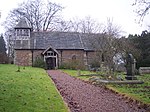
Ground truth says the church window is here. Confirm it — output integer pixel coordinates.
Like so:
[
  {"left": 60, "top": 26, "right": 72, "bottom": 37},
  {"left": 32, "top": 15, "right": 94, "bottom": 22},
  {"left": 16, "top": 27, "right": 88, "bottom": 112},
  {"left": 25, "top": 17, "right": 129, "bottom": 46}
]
[
  {"left": 16, "top": 29, "right": 29, "bottom": 36},
  {"left": 25, "top": 29, "right": 29, "bottom": 36},
  {"left": 23, "top": 29, "right": 26, "bottom": 36},
  {"left": 17, "top": 29, "right": 19, "bottom": 36},
  {"left": 20, "top": 29, "right": 22, "bottom": 35},
  {"left": 72, "top": 55, "right": 76, "bottom": 60},
  {"left": 23, "top": 29, "right": 29, "bottom": 36},
  {"left": 46, "top": 51, "right": 56, "bottom": 56}
]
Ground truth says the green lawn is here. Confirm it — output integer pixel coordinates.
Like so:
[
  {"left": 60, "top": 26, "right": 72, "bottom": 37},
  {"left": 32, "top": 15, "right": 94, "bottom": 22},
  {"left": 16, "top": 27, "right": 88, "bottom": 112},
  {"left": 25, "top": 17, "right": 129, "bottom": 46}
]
[
  {"left": 0, "top": 64, "right": 68, "bottom": 112},
  {"left": 108, "top": 74, "right": 150, "bottom": 104},
  {"left": 62, "top": 69, "right": 150, "bottom": 104},
  {"left": 62, "top": 69, "right": 95, "bottom": 81}
]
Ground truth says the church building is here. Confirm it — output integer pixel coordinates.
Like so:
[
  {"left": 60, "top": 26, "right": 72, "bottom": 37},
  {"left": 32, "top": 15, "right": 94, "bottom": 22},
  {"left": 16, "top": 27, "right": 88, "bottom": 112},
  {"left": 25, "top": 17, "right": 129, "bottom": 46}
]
[{"left": 14, "top": 18, "right": 98, "bottom": 69}]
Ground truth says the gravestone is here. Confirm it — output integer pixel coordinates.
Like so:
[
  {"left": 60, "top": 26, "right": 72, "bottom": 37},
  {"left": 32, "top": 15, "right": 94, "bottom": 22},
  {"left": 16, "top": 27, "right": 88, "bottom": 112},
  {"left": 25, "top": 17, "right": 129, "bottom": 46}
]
[
  {"left": 125, "top": 54, "right": 137, "bottom": 80},
  {"left": 77, "top": 69, "right": 81, "bottom": 76},
  {"left": 139, "top": 67, "right": 150, "bottom": 74}
]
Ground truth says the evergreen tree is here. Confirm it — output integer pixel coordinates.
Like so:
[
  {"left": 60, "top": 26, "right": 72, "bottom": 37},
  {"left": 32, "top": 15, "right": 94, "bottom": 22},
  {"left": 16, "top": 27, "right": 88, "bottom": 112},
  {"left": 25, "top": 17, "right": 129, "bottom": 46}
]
[
  {"left": 129, "top": 30, "right": 150, "bottom": 68},
  {"left": 0, "top": 34, "right": 7, "bottom": 63},
  {"left": 138, "top": 31, "right": 150, "bottom": 67},
  {"left": 0, "top": 34, "right": 7, "bottom": 53}
]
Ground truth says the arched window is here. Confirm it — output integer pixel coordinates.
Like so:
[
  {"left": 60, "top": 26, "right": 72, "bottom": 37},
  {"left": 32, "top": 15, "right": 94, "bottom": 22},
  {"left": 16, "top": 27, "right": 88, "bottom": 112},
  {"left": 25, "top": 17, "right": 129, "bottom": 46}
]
[{"left": 72, "top": 55, "right": 76, "bottom": 60}]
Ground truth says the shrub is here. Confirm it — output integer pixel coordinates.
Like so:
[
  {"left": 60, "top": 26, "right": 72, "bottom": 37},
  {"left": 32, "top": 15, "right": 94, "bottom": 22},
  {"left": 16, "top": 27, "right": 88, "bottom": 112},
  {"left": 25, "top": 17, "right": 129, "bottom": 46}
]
[
  {"left": 89, "top": 59, "right": 100, "bottom": 68},
  {"left": 59, "top": 60, "right": 85, "bottom": 70},
  {"left": 0, "top": 53, "right": 9, "bottom": 64},
  {"left": 33, "top": 57, "right": 46, "bottom": 69}
]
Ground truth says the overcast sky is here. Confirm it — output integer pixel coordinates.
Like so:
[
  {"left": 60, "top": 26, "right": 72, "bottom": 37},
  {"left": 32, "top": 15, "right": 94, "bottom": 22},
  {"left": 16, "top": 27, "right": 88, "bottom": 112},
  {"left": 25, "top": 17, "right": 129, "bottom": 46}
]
[{"left": 0, "top": 0, "right": 150, "bottom": 36}]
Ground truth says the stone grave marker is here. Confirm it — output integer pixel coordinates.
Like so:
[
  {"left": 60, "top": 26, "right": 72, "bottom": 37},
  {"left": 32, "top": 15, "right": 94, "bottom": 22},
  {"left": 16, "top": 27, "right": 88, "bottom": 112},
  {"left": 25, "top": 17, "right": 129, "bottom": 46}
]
[{"left": 125, "top": 53, "right": 137, "bottom": 80}]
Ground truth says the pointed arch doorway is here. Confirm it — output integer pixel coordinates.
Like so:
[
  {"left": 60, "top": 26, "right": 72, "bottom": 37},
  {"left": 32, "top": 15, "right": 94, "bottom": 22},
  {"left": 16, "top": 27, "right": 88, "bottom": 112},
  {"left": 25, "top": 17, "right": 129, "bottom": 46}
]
[{"left": 42, "top": 47, "right": 59, "bottom": 69}]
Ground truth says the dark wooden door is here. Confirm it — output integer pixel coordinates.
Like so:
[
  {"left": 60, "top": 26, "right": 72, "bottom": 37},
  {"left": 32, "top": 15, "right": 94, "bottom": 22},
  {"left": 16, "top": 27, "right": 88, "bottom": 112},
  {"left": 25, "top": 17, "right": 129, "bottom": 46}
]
[{"left": 46, "top": 57, "right": 56, "bottom": 69}]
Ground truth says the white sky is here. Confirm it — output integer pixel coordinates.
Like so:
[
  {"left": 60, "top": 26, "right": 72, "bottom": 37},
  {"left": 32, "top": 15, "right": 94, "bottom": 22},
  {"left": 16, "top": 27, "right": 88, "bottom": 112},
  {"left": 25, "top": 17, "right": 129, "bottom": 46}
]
[{"left": 0, "top": 0, "right": 150, "bottom": 36}]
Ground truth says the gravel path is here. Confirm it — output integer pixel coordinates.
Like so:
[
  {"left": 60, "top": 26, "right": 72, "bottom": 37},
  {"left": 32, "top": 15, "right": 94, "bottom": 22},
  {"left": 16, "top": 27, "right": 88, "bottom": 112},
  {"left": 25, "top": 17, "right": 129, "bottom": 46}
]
[{"left": 47, "top": 70, "right": 146, "bottom": 112}]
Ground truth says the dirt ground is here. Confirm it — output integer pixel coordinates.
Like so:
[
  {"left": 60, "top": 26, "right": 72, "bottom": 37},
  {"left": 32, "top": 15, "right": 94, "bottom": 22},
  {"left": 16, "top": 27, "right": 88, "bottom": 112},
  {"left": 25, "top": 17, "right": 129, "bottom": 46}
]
[{"left": 47, "top": 70, "right": 147, "bottom": 112}]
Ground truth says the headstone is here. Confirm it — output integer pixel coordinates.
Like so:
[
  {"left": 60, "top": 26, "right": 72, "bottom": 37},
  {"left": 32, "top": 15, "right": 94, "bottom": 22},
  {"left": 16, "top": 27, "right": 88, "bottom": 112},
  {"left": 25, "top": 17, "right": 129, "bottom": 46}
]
[
  {"left": 139, "top": 67, "right": 150, "bottom": 74},
  {"left": 117, "top": 75, "right": 123, "bottom": 81},
  {"left": 77, "top": 69, "right": 81, "bottom": 76},
  {"left": 125, "top": 54, "right": 137, "bottom": 80}
]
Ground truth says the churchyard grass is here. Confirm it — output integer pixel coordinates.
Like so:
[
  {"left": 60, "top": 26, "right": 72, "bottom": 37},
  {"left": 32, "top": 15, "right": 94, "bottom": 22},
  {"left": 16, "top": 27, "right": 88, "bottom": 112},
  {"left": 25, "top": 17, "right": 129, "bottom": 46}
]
[
  {"left": 62, "top": 69, "right": 150, "bottom": 104},
  {"left": 62, "top": 69, "right": 96, "bottom": 81},
  {"left": 0, "top": 64, "right": 68, "bottom": 112},
  {"left": 107, "top": 74, "right": 150, "bottom": 104}
]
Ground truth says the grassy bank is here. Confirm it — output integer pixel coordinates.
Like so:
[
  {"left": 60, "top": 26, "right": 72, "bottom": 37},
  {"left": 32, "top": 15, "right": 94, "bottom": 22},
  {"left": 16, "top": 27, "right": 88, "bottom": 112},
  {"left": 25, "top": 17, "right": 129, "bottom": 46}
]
[
  {"left": 62, "top": 69, "right": 150, "bottom": 104},
  {"left": 0, "top": 64, "right": 68, "bottom": 112}
]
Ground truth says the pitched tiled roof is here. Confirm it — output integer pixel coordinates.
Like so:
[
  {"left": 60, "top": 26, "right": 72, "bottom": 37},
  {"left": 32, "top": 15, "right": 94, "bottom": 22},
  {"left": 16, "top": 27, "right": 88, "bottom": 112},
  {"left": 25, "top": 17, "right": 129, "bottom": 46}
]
[
  {"left": 14, "top": 18, "right": 102, "bottom": 50},
  {"left": 30, "top": 31, "right": 97, "bottom": 51}
]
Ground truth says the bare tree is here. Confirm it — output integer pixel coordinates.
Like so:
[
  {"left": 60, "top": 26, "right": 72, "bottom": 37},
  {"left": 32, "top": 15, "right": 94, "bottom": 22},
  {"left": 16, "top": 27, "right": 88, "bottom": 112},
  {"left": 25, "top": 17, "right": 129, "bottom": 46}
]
[
  {"left": 54, "top": 20, "right": 73, "bottom": 32},
  {"left": 3, "top": 0, "right": 64, "bottom": 42},
  {"left": 90, "top": 18, "right": 123, "bottom": 73},
  {"left": 69, "top": 18, "right": 82, "bottom": 32},
  {"left": 105, "top": 18, "right": 122, "bottom": 37},
  {"left": 22, "top": 0, "right": 43, "bottom": 31},
  {"left": 42, "top": 1, "right": 63, "bottom": 31},
  {"left": 79, "top": 16, "right": 103, "bottom": 33},
  {"left": 3, "top": 0, "right": 63, "bottom": 32},
  {"left": 64, "top": 16, "right": 104, "bottom": 33},
  {"left": 133, "top": 0, "right": 150, "bottom": 22}
]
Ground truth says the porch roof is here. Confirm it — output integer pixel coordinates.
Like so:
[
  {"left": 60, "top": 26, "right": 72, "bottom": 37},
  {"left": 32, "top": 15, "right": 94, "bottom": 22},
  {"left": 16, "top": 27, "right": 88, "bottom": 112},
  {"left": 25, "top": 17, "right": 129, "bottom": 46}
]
[{"left": 42, "top": 46, "right": 59, "bottom": 55}]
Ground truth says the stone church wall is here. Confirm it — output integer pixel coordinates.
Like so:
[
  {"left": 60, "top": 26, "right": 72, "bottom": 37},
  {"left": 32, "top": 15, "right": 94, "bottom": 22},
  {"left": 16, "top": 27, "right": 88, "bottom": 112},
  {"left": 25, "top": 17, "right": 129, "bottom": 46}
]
[
  {"left": 86, "top": 51, "right": 96, "bottom": 64},
  {"left": 14, "top": 49, "right": 95, "bottom": 69},
  {"left": 14, "top": 50, "right": 32, "bottom": 66},
  {"left": 61, "top": 50, "right": 84, "bottom": 63},
  {"left": 32, "top": 50, "right": 43, "bottom": 62},
  {"left": 14, "top": 50, "right": 44, "bottom": 66}
]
